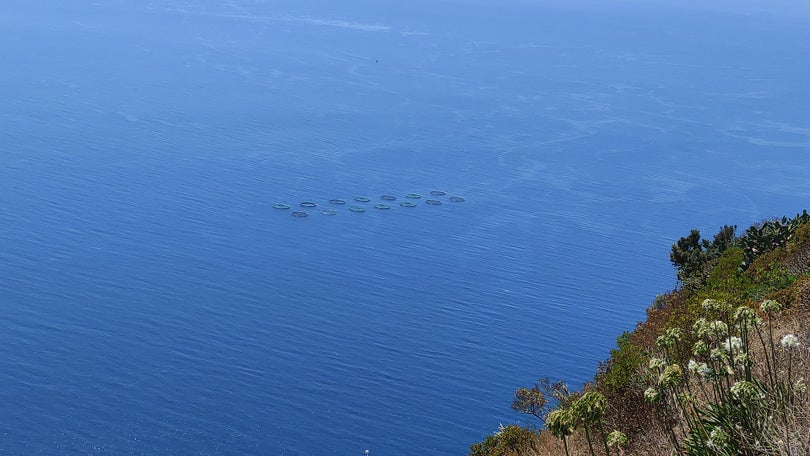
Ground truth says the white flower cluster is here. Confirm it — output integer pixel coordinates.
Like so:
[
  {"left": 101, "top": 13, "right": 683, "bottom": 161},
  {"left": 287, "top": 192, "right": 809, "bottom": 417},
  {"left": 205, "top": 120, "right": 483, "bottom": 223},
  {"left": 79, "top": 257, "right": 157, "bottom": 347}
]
[
  {"left": 692, "top": 340, "right": 709, "bottom": 356},
  {"left": 649, "top": 357, "right": 666, "bottom": 370},
  {"left": 708, "top": 428, "right": 730, "bottom": 450},
  {"left": 730, "top": 380, "right": 764, "bottom": 402},
  {"left": 734, "top": 352, "right": 751, "bottom": 366},
  {"left": 702, "top": 299, "right": 730, "bottom": 313},
  {"left": 708, "top": 320, "right": 729, "bottom": 337},
  {"left": 733, "top": 306, "right": 759, "bottom": 326},
  {"left": 658, "top": 364, "right": 683, "bottom": 389},
  {"left": 723, "top": 336, "right": 742, "bottom": 352},
  {"left": 688, "top": 359, "right": 712, "bottom": 378},
  {"left": 781, "top": 334, "right": 800, "bottom": 349},
  {"left": 710, "top": 348, "right": 728, "bottom": 362},
  {"left": 693, "top": 319, "right": 730, "bottom": 338},
  {"left": 760, "top": 299, "right": 781, "bottom": 314},
  {"left": 606, "top": 430, "right": 628, "bottom": 447}
]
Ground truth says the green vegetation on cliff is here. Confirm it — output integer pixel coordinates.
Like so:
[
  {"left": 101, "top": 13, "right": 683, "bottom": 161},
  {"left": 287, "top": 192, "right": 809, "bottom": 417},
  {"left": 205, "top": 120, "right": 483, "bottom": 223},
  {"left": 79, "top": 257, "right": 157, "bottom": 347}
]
[{"left": 471, "top": 211, "right": 810, "bottom": 456}]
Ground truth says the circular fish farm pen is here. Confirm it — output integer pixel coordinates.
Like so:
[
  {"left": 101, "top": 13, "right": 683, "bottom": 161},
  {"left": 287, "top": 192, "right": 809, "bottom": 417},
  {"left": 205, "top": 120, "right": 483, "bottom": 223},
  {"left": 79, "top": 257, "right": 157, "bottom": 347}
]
[{"left": 273, "top": 192, "right": 463, "bottom": 216}]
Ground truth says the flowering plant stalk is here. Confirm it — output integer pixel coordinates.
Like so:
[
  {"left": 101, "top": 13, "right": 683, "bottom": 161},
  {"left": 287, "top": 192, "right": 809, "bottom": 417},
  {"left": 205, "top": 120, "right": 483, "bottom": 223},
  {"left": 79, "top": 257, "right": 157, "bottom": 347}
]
[{"left": 642, "top": 299, "right": 804, "bottom": 455}]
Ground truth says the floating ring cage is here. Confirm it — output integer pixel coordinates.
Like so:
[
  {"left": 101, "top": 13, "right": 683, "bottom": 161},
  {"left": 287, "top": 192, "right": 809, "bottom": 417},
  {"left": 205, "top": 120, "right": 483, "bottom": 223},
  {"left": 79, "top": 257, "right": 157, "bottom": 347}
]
[{"left": 276, "top": 193, "right": 462, "bottom": 213}]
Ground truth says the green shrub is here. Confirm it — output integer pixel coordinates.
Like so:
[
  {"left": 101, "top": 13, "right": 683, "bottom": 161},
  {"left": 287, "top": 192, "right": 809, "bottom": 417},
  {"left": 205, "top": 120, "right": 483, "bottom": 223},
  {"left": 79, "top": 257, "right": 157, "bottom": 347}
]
[
  {"left": 598, "top": 332, "right": 647, "bottom": 393},
  {"left": 703, "top": 248, "right": 748, "bottom": 303},
  {"left": 670, "top": 226, "right": 737, "bottom": 289},
  {"left": 469, "top": 425, "right": 539, "bottom": 456},
  {"left": 740, "top": 211, "right": 810, "bottom": 268}
]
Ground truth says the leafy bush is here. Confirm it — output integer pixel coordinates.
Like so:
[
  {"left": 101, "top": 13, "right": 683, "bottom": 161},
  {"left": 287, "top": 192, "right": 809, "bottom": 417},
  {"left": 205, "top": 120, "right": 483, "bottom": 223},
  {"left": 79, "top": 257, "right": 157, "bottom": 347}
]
[
  {"left": 670, "top": 226, "right": 737, "bottom": 289},
  {"left": 740, "top": 211, "right": 810, "bottom": 268},
  {"left": 469, "top": 425, "right": 540, "bottom": 456},
  {"left": 598, "top": 332, "right": 647, "bottom": 393}
]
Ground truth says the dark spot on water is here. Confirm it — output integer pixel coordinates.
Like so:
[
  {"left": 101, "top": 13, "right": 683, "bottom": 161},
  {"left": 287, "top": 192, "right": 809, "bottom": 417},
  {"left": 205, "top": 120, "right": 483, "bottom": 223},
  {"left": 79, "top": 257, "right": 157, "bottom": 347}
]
[
  {"left": 355, "top": 196, "right": 371, "bottom": 202},
  {"left": 329, "top": 199, "right": 346, "bottom": 205},
  {"left": 400, "top": 201, "right": 417, "bottom": 207},
  {"left": 273, "top": 203, "right": 291, "bottom": 210},
  {"left": 429, "top": 191, "right": 446, "bottom": 196},
  {"left": 449, "top": 196, "right": 465, "bottom": 202},
  {"left": 406, "top": 193, "right": 422, "bottom": 199},
  {"left": 300, "top": 202, "right": 317, "bottom": 208},
  {"left": 320, "top": 209, "right": 337, "bottom": 216},
  {"left": 374, "top": 204, "right": 391, "bottom": 209},
  {"left": 425, "top": 199, "right": 442, "bottom": 205},
  {"left": 380, "top": 195, "right": 397, "bottom": 201},
  {"left": 349, "top": 206, "right": 366, "bottom": 213},
  {"left": 292, "top": 211, "right": 308, "bottom": 218}
]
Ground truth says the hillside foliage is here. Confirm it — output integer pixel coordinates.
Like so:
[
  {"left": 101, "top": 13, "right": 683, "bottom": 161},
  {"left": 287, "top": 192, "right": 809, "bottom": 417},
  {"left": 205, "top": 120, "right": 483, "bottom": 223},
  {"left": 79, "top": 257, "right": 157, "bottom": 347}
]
[{"left": 471, "top": 212, "right": 810, "bottom": 455}]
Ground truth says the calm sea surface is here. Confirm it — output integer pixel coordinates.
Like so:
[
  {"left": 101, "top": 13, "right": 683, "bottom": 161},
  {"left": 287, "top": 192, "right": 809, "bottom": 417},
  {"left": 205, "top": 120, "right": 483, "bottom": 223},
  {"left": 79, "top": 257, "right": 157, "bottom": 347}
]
[{"left": 2, "top": 0, "right": 809, "bottom": 454}]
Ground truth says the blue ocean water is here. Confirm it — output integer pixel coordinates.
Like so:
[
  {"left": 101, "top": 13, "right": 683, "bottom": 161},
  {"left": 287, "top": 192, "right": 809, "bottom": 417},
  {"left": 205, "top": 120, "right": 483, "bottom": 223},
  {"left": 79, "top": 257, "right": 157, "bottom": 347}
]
[{"left": 2, "top": 0, "right": 809, "bottom": 454}]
